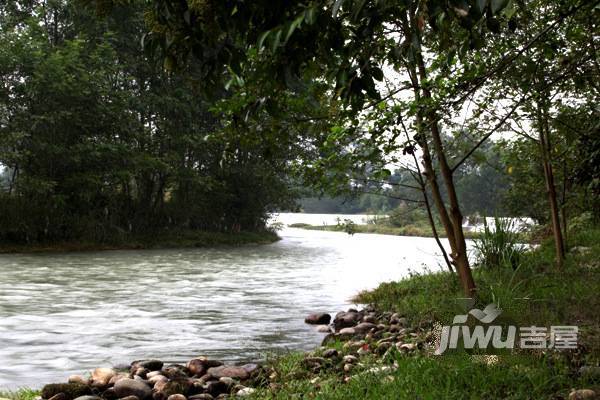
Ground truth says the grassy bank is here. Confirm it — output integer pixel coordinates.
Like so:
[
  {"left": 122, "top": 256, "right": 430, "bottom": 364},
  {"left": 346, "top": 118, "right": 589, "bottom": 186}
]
[
  {"left": 0, "top": 230, "right": 280, "bottom": 254},
  {"left": 245, "top": 227, "right": 600, "bottom": 399},
  {"left": 291, "top": 221, "right": 481, "bottom": 239}
]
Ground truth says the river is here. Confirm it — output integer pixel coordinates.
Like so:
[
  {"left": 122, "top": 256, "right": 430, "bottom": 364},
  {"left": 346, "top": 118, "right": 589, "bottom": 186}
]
[{"left": 0, "top": 214, "right": 454, "bottom": 389}]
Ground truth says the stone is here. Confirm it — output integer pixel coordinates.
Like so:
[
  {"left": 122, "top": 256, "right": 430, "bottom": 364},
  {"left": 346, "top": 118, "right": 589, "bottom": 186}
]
[
  {"left": 305, "top": 313, "right": 331, "bottom": 325},
  {"left": 131, "top": 360, "right": 163, "bottom": 372},
  {"left": 569, "top": 389, "right": 597, "bottom": 400},
  {"left": 342, "top": 355, "right": 358, "bottom": 364},
  {"left": 353, "top": 322, "right": 377, "bottom": 334},
  {"left": 333, "top": 311, "right": 360, "bottom": 330},
  {"left": 113, "top": 379, "right": 152, "bottom": 400},
  {"left": 163, "top": 366, "right": 189, "bottom": 380},
  {"left": 316, "top": 325, "right": 332, "bottom": 333},
  {"left": 322, "top": 348, "right": 338, "bottom": 359},
  {"left": 240, "top": 363, "right": 259, "bottom": 376},
  {"left": 48, "top": 394, "right": 67, "bottom": 400},
  {"left": 120, "top": 397, "right": 140, "bottom": 400},
  {"left": 398, "top": 342, "right": 417, "bottom": 351},
  {"left": 167, "top": 395, "right": 187, "bottom": 400},
  {"left": 68, "top": 376, "right": 89, "bottom": 385},
  {"left": 343, "top": 364, "right": 353, "bottom": 373},
  {"left": 376, "top": 342, "right": 392, "bottom": 355},
  {"left": 134, "top": 368, "right": 150, "bottom": 379},
  {"left": 235, "top": 387, "right": 255, "bottom": 397},
  {"left": 207, "top": 366, "right": 249, "bottom": 380},
  {"left": 41, "top": 384, "right": 91, "bottom": 400},
  {"left": 72, "top": 397, "right": 102, "bottom": 400},
  {"left": 188, "top": 395, "right": 214, "bottom": 400},
  {"left": 159, "top": 379, "right": 194, "bottom": 397},
  {"left": 148, "top": 375, "right": 168, "bottom": 386},
  {"left": 186, "top": 359, "right": 207, "bottom": 377},
  {"left": 91, "top": 368, "right": 117, "bottom": 387},
  {"left": 108, "top": 374, "right": 128, "bottom": 386},
  {"left": 101, "top": 388, "right": 118, "bottom": 400},
  {"left": 205, "top": 381, "right": 228, "bottom": 398},
  {"left": 147, "top": 371, "right": 163, "bottom": 379},
  {"left": 339, "top": 327, "right": 356, "bottom": 335},
  {"left": 218, "top": 377, "right": 235, "bottom": 388}
]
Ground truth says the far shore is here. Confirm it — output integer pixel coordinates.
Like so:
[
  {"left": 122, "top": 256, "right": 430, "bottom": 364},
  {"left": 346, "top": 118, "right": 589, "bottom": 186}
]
[{"left": 0, "top": 230, "right": 280, "bottom": 255}]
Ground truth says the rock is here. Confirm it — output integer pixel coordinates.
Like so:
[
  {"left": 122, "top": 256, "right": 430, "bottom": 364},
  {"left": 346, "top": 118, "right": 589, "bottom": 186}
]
[
  {"left": 68, "top": 376, "right": 89, "bottom": 385},
  {"left": 334, "top": 311, "right": 360, "bottom": 330},
  {"left": 207, "top": 366, "right": 249, "bottom": 380},
  {"left": 205, "top": 381, "right": 228, "bottom": 398},
  {"left": 357, "top": 346, "right": 370, "bottom": 356},
  {"left": 131, "top": 360, "right": 163, "bottom": 372},
  {"left": 343, "top": 364, "right": 353, "bottom": 373},
  {"left": 166, "top": 395, "right": 187, "bottom": 400},
  {"left": 113, "top": 379, "right": 152, "bottom": 400},
  {"left": 134, "top": 368, "right": 150, "bottom": 379},
  {"left": 41, "top": 384, "right": 91, "bottom": 400},
  {"left": 305, "top": 313, "right": 331, "bottom": 325},
  {"left": 569, "top": 389, "right": 597, "bottom": 400},
  {"left": 240, "top": 363, "right": 259, "bottom": 376},
  {"left": 48, "top": 394, "right": 67, "bottom": 400},
  {"left": 339, "top": 327, "right": 356, "bottom": 335},
  {"left": 120, "top": 397, "right": 140, "bottom": 400},
  {"left": 235, "top": 387, "right": 255, "bottom": 397},
  {"left": 343, "top": 355, "right": 358, "bottom": 364},
  {"left": 353, "top": 322, "right": 377, "bottom": 334},
  {"left": 72, "top": 397, "right": 102, "bottom": 400},
  {"left": 91, "top": 368, "right": 117, "bottom": 387},
  {"left": 316, "top": 325, "right": 332, "bottom": 333},
  {"left": 163, "top": 366, "right": 189, "bottom": 380},
  {"left": 303, "top": 357, "right": 325, "bottom": 369},
  {"left": 322, "top": 348, "right": 338, "bottom": 359},
  {"left": 148, "top": 375, "right": 168, "bottom": 386},
  {"left": 188, "top": 395, "right": 214, "bottom": 400},
  {"left": 108, "top": 374, "right": 128, "bottom": 386},
  {"left": 147, "top": 371, "right": 163, "bottom": 379},
  {"left": 218, "top": 377, "right": 235, "bottom": 388},
  {"left": 187, "top": 359, "right": 207, "bottom": 377},
  {"left": 101, "top": 388, "right": 118, "bottom": 400},
  {"left": 398, "top": 342, "right": 417, "bottom": 352},
  {"left": 376, "top": 342, "right": 392, "bottom": 355},
  {"left": 159, "top": 379, "right": 194, "bottom": 397}
]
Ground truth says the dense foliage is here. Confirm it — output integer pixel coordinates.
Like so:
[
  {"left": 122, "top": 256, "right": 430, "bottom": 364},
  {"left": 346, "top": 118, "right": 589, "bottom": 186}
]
[{"left": 0, "top": 0, "right": 300, "bottom": 244}]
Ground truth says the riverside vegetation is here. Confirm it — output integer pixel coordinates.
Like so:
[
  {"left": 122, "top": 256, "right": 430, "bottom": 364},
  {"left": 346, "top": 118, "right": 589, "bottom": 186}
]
[{"left": 2, "top": 223, "right": 599, "bottom": 399}]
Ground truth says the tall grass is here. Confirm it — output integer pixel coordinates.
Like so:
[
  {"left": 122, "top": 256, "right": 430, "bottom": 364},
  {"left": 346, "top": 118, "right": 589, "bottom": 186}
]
[{"left": 473, "top": 217, "right": 523, "bottom": 269}]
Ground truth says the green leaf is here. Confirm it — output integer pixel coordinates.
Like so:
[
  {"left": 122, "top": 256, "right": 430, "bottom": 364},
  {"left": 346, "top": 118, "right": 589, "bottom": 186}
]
[
  {"left": 491, "top": 0, "right": 508, "bottom": 14},
  {"left": 257, "top": 30, "right": 270, "bottom": 49},
  {"left": 271, "top": 29, "right": 282, "bottom": 53}
]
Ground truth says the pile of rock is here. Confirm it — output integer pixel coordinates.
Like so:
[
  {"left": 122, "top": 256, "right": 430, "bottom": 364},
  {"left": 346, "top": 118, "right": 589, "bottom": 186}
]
[{"left": 41, "top": 358, "right": 260, "bottom": 400}]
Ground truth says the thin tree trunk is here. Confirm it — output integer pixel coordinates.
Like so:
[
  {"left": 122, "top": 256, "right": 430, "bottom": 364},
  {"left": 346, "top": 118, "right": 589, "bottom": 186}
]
[
  {"left": 537, "top": 99, "right": 565, "bottom": 268},
  {"left": 414, "top": 52, "right": 476, "bottom": 297},
  {"left": 401, "top": 119, "right": 454, "bottom": 272}
]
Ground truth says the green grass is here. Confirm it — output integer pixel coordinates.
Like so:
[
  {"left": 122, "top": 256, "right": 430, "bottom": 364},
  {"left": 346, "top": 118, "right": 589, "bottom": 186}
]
[
  {"left": 0, "top": 389, "right": 39, "bottom": 400},
  {"left": 297, "top": 222, "right": 481, "bottom": 239},
  {"left": 0, "top": 230, "right": 280, "bottom": 254}
]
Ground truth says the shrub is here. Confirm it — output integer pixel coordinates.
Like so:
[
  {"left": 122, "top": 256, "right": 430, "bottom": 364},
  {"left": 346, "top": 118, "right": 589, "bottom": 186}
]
[{"left": 473, "top": 217, "right": 523, "bottom": 269}]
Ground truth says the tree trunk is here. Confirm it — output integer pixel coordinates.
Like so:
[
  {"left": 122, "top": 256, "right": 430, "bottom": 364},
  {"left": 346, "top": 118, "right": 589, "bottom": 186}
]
[
  {"left": 413, "top": 35, "right": 476, "bottom": 297},
  {"left": 538, "top": 100, "right": 565, "bottom": 268}
]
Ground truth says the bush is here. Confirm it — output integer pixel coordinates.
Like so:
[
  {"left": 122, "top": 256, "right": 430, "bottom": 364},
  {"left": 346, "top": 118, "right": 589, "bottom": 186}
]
[{"left": 473, "top": 217, "right": 523, "bottom": 269}]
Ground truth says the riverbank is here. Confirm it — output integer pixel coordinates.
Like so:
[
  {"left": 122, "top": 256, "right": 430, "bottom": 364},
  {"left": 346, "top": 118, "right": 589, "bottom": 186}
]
[
  {"left": 2, "top": 228, "right": 598, "bottom": 399},
  {"left": 291, "top": 222, "right": 482, "bottom": 239},
  {"left": 0, "top": 231, "right": 280, "bottom": 254}
]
